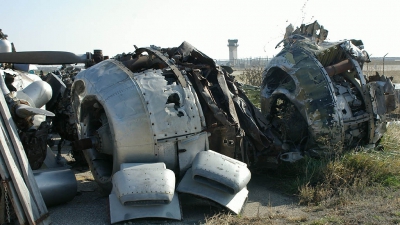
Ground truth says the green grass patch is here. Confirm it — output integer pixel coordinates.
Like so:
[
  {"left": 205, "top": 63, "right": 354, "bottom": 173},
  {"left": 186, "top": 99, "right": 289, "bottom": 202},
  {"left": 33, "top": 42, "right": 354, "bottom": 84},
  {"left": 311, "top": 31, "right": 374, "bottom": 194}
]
[
  {"left": 282, "top": 123, "right": 400, "bottom": 205},
  {"left": 241, "top": 85, "right": 261, "bottom": 108}
]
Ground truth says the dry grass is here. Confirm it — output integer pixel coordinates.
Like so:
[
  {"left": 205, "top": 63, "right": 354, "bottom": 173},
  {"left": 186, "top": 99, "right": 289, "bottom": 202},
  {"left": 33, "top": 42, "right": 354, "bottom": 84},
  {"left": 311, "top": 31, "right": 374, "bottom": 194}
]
[
  {"left": 205, "top": 214, "right": 268, "bottom": 225},
  {"left": 235, "top": 67, "right": 264, "bottom": 108},
  {"left": 296, "top": 124, "right": 400, "bottom": 206},
  {"left": 203, "top": 126, "right": 400, "bottom": 224},
  {"left": 205, "top": 63, "right": 400, "bottom": 225},
  {"left": 236, "top": 67, "right": 264, "bottom": 87}
]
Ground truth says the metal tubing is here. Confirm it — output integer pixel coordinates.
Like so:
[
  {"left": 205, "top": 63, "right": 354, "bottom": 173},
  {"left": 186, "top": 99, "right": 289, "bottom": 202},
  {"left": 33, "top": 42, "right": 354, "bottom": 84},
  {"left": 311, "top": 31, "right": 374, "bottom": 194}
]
[
  {"left": 383, "top": 53, "right": 388, "bottom": 75},
  {"left": 16, "top": 81, "right": 52, "bottom": 108},
  {"left": 73, "top": 137, "right": 94, "bottom": 151},
  {"left": 33, "top": 168, "right": 77, "bottom": 207},
  {"left": 324, "top": 59, "right": 354, "bottom": 76}
]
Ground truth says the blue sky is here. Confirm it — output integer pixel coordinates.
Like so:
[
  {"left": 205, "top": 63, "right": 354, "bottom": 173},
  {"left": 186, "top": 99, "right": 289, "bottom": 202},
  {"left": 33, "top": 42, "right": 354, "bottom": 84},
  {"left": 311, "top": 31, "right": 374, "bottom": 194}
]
[{"left": 1, "top": 0, "right": 399, "bottom": 59}]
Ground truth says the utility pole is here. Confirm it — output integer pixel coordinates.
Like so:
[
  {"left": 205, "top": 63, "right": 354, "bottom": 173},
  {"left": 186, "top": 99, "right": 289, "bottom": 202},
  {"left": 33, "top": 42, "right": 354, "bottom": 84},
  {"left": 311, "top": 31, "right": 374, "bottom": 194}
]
[{"left": 383, "top": 53, "right": 388, "bottom": 75}]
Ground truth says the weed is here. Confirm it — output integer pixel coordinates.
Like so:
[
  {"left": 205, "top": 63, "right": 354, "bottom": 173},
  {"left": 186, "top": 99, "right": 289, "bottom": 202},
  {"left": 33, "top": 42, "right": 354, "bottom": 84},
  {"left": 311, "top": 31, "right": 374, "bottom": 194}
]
[
  {"left": 392, "top": 211, "right": 400, "bottom": 217},
  {"left": 292, "top": 124, "right": 400, "bottom": 206},
  {"left": 255, "top": 123, "right": 400, "bottom": 207},
  {"left": 236, "top": 67, "right": 264, "bottom": 87},
  {"left": 204, "top": 213, "right": 269, "bottom": 225},
  {"left": 206, "top": 61, "right": 400, "bottom": 224},
  {"left": 241, "top": 86, "right": 261, "bottom": 108}
]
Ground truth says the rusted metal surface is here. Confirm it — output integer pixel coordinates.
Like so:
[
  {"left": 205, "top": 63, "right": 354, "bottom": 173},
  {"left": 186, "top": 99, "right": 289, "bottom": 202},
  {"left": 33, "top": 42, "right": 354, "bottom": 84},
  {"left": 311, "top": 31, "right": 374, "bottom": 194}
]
[
  {"left": 0, "top": 24, "right": 398, "bottom": 223},
  {"left": 261, "top": 21, "right": 397, "bottom": 159},
  {"left": 19, "top": 122, "right": 49, "bottom": 170},
  {"left": 324, "top": 59, "right": 354, "bottom": 76}
]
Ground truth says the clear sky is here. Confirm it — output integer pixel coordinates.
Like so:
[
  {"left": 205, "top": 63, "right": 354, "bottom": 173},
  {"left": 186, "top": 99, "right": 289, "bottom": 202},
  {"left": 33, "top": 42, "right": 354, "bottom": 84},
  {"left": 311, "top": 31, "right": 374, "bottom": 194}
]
[{"left": 1, "top": 0, "right": 399, "bottom": 60}]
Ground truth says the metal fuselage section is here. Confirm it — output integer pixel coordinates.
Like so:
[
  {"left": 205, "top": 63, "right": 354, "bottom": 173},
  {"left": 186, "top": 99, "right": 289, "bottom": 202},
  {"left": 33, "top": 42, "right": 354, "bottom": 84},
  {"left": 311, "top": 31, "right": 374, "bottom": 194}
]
[
  {"left": 261, "top": 34, "right": 395, "bottom": 156},
  {"left": 71, "top": 44, "right": 253, "bottom": 222},
  {"left": 72, "top": 59, "right": 208, "bottom": 189}
]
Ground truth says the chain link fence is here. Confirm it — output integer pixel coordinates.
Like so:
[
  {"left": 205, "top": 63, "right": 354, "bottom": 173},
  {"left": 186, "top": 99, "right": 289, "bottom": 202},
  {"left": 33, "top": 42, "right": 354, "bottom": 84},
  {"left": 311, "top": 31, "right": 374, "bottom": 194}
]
[{"left": 216, "top": 57, "right": 270, "bottom": 69}]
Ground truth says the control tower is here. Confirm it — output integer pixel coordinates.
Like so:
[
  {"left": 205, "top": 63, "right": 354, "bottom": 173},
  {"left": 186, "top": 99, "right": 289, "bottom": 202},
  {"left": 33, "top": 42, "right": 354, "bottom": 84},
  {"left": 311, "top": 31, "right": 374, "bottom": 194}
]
[{"left": 227, "top": 39, "right": 238, "bottom": 66}]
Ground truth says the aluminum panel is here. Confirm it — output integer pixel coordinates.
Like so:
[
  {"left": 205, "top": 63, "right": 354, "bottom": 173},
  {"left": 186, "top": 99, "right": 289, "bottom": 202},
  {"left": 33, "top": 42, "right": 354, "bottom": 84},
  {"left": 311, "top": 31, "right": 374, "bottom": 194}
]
[
  {"left": 112, "top": 165, "right": 175, "bottom": 205},
  {"left": 73, "top": 60, "right": 157, "bottom": 174},
  {"left": 177, "top": 132, "right": 208, "bottom": 174},
  {"left": 157, "top": 141, "right": 178, "bottom": 170},
  {"left": 192, "top": 150, "right": 251, "bottom": 194},
  {"left": 134, "top": 69, "right": 203, "bottom": 139},
  {"left": 177, "top": 168, "right": 248, "bottom": 215},
  {"left": 109, "top": 192, "right": 181, "bottom": 224},
  {"left": 33, "top": 168, "right": 77, "bottom": 206},
  {"left": 119, "top": 162, "right": 166, "bottom": 170}
]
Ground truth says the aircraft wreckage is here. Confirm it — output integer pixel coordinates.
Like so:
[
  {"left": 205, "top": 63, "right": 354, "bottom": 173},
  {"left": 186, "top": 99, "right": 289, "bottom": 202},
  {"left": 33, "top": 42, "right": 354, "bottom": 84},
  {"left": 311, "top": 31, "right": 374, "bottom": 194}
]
[
  {"left": 262, "top": 21, "right": 397, "bottom": 160},
  {"left": 0, "top": 21, "right": 398, "bottom": 223}
]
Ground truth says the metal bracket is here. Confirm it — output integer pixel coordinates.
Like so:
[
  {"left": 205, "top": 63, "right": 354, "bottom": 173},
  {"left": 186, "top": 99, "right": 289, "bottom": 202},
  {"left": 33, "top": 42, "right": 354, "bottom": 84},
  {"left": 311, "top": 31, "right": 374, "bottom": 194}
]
[{"left": 136, "top": 47, "right": 187, "bottom": 88}]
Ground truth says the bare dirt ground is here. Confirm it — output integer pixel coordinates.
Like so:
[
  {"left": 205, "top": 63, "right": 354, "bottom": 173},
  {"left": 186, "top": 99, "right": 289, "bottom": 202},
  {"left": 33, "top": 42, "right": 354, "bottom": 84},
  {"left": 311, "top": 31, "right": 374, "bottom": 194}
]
[{"left": 45, "top": 141, "right": 400, "bottom": 225}]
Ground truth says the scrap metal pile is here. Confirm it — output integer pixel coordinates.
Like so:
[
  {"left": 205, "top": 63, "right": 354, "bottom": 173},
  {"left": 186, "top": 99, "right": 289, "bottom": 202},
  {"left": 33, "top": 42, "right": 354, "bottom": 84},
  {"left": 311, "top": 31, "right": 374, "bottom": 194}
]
[
  {"left": 262, "top": 21, "right": 398, "bottom": 161},
  {"left": 71, "top": 42, "right": 266, "bottom": 222},
  {"left": 0, "top": 20, "right": 399, "bottom": 223},
  {"left": 72, "top": 42, "right": 273, "bottom": 182}
]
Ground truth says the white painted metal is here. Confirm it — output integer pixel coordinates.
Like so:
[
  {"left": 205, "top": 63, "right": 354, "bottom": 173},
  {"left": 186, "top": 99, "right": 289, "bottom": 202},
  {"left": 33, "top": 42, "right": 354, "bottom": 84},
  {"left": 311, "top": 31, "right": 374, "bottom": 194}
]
[
  {"left": 177, "top": 168, "right": 248, "bottom": 215},
  {"left": 109, "top": 193, "right": 181, "bottom": 224},
  {"left": 16, "top": 81, "right": 52, "bottom": 108},
  {"left": 191, "top": 150, "right": 251, "bottom": 194},
  {"left": 110, "top": 163, "right": 181, "bottom": 223},
  {"left": 177, "top": 132, "right": 209, "bottom": 175},
  {"left": 112, "top": 164, "right": 175, "bottom": 205},
  {"left": 0, "top": 40, "right": 11, "bottom": 53}
]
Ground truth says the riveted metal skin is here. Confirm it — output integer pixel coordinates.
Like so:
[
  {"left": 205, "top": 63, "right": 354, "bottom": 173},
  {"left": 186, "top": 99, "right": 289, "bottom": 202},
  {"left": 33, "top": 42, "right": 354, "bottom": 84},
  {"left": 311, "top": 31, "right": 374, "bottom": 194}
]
[
  {"left": 191, "top": 150, "right": 251, "bottom": 194},
  {"left": 262, "top": 47, "right": 344, "bottom": 154},
  {"left": 109, "top": 193, "right": 181, "bottom": 223},
  {"left": 112, "top": 164, "right": 175, "bottom": 205},
  {"left": 134, "top": 68, "right": 203, "bottom": 140},
  {"left": 72, "top": 58, "right": 208, "bottom": 192},
  {"left": 109, "top": 163, "right": 181, "bottom": 223},
  {"left": 177, "top": 168, "right": 248, "bottom": 215},
  {"left": 177, "top": 150, "right": 250, "bottom": 214},
  {"left": 177, "top": 132, "right": 209, "bottom": 175},
  {"left": 262, "top": 22, "right": 397, "bottom": 157}
]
